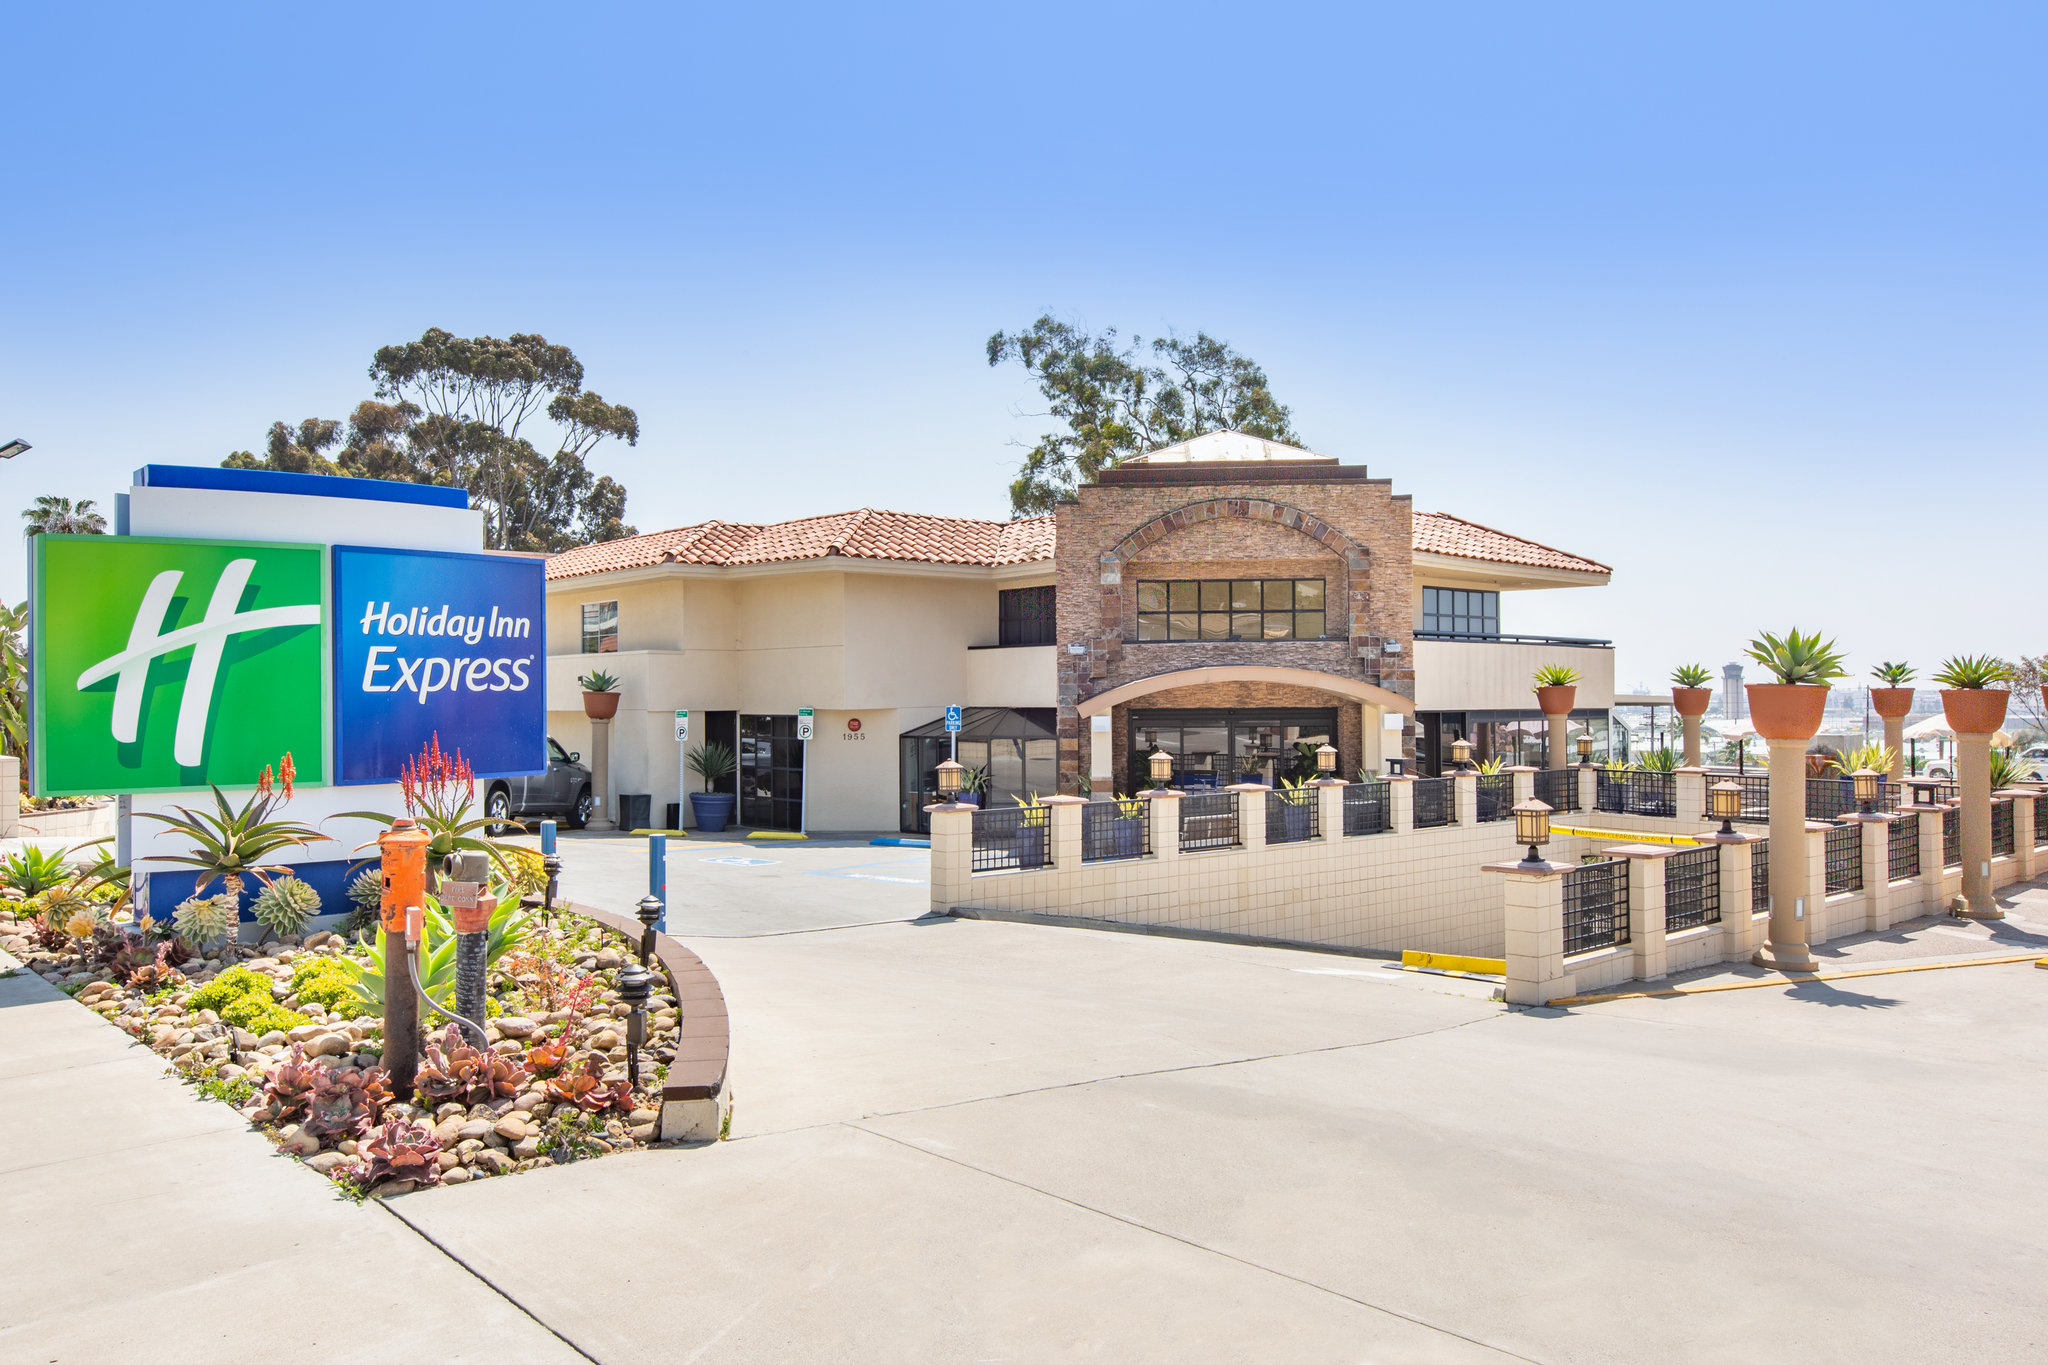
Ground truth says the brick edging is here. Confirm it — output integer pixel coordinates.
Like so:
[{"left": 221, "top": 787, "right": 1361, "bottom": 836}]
[{"left": 566, "top": 901, "right": 729, "bottom": 1104}]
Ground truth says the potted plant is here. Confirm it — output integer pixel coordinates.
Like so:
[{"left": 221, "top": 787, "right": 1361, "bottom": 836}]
[
  {"left": 1870, "top": 661, "right": 1917, "bottom": 720},
  {"left": 1743, "top": 628, "right": 1846, "bottom": 740},
  {"left": 1933, "top": 655, "right": 2012, "bottom": 735},
  {"left": 1670, "top": 664, "right": 1713, "bottom": 716},
  {"left": 578, "top": 670, "right": 621, "bottom": 721},
  {"left": 685, "top": 742, "right": 737, "bottom": 832},
  {"left": 1103, "top": 793, "right": 1148, "bottom": 859},
  {"left": 1532, "top": 664, "right": 1580, "bottom": 716},
  {"left": 957, "top": 765, "right": 988, "bottom": 809}
]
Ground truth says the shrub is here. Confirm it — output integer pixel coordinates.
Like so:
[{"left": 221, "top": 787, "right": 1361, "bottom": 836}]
[
  {"left": 291, "top": 957, "right": 359, "bottom": 1015},
  {"left": 1636, "top": 748, "right": 1679, "bottom": 773},
  {"left": 251, "top": 876, "right": 321, "bottom": 940},
  {"left": 188, "top": 966, "right": 303, "bottom": 1036},
  {"left": 2, "top": 844, "right": 75, "bottom": 896}
]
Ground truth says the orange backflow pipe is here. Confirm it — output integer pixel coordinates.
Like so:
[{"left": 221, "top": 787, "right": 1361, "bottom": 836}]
[{"left": 378, "top": 818, "right": 431, "bottom": 935}]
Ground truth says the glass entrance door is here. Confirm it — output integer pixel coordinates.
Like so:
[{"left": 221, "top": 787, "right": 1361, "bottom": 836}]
[
  {"left": 739, "top": 714, "right": 804, "bottom": 830},
  {"left": 1129, "top": 709, "right": 1336, "bottom": 789}
]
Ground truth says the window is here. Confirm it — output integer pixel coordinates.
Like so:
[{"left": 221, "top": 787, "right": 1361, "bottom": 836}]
[
  {"left": 1135, "top": 579, "right": 1326, "bottom": 641},
  {"left": 581, "top": 601, "right": 618, "bottom": 653},
  {"left": 998, "top": 585, "right": 1056, "bottom": 647},
  {"left": 1421, "top": 587, "right": 1497, "bottom": 638}
]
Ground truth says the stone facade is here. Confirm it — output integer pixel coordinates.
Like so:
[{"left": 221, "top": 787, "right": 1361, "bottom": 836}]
[{"left": 1054, "top": 462, "right": 1415, "bottom": 794}]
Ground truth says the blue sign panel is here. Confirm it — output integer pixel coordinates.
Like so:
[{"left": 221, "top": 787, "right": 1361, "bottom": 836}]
[
  {"left": 944, "top": 705, "right": 962, "bottom": 732},
  {"left": 332, "top": 545, "right": 545, "bottom": 784}
]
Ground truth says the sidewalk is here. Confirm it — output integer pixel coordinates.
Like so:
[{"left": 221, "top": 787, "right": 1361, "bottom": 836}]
[{"left": 0, "top": 952, "right": 585, "bottom": 1364}]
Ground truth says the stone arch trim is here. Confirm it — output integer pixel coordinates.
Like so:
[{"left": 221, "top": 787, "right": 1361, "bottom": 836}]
[
  {"left": 1075, "top": 665, "right": 1414, "bottom": 718},
  {"left": 1105, "top": 497, "right": 1367, "bottom": 570}
]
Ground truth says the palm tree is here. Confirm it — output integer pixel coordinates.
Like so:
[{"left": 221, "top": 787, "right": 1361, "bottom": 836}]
[
  {"left": 22, "top": 496, "right": 108, "bottom": 536},
  {"left": 0, "top": 600, "right": 24, "bottom": 763}
]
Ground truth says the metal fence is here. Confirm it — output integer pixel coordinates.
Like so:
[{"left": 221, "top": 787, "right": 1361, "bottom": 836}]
[
  {"left": 2038, "top": 795, "right": 2048, "bottom": 848},
  {"left": 1752, "top": 838, "right": 1770, "bottom": 910},
  {"left": 1475, "top": 773, "right": 1512, "bottom": 823},
  {"left": 1412, "top": 777, "right": 1455, "bottom": 828},
  {"left": 971, "top": 805, "right": 1050, "bottom": 873},
  {"left": 1533, "top": 767, "right": 1579, "bottom": 813},
  {"left": 1663, "top": 844, "right": 1721, "bottom": 931},
  {"left": 1563, "top": 859, "right": 1630, "bottom": 954},
  {"left": 1825, "top": 821, "right": 1862, "bottom": 894},
  {"left": 1943, "top": 807, "right": 1960, "bottom": 868},
  {"left": 1993, "top": 799, "right": 2015, "bottom": 857},
  {"left": 1596, "top": 769, "right": 1676, "bottom": 818},
  {"left": 1265, "top": 786, "right": 1319, "bottom": 844},
  {"left": 1081, "top": 799, "right": 1150, "bottom": 863},
  {"left": 1180, "top": 790, "right": 1240, "bottom": 852},
  {"left": 1888, "top": 813, "right": 1920, "bottom": 882},
  {"left": 1704, "top": 772, "right": 1771, "bottom": 824},
  {"left": 1342, "top": 781, "right": 1390, "bottom": 836},
  {"left": 1806, "top": 778, "right": 1900, "bottom": 822}
]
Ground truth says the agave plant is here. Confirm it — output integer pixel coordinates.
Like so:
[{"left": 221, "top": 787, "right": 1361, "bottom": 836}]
[
  {"left": 1532, "top": 664, "right": 1583, "bottom": 689},
  {"left": 172, "top": 893, "right": 240, "bottom": 951},
  {"left": 135, "top": 758, "right": 328, "bottom": 901},
  {"left": 576, "top": 669, "right": 621, "bottom": 693},
  {"left": 337, "top": 893, "right": 533, "bottom": 1013},
  {"left": 545, "top": 1055, "right": 634, "bottom": 1114},
  {"left": 1745, "top": 629, "right": 1847, "bottom": 685},
  {"left": 352, "top": 1117, "right": 442, "bottom": 1191},
  {"left": 334, "top": 735, "right": 518, "bottom": 880},
  {"left": 1871, "top": 661, "right": 1916, "bottom": 686},
  {"left": 1, "top": 844, "right": 74, "bottom": 897},
  {"left": 1990, "top": 747, "right": 2040, "bottom": 790},
  {"left": 1828, "top": 743, "right": 1897, "bottom": 778},
  {"left": 1931, "top": 655, "right": 2012, "bottom": 690},
  {"left": 686, "top": 741, "right": 737, "bottom": 793},
  {"left": 1671, "top": 663, "right": 1714, "bottom": 689},
  {"left": 1473, "top": 755, "right": 1507, "bottom": 775},
  {"left": 251, "top": 876, "right": 322, "bottom": 942}
]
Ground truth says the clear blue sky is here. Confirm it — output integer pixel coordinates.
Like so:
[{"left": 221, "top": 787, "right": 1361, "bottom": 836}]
[{"left": 3, "top": 2, "right": 2041, "bottom": 689}]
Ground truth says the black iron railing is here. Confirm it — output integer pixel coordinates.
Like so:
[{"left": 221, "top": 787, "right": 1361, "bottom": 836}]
[
  {"left": 2037, "top": 795, "right": 2048, "bottom": 848},
  {"left": 1534, "top": 767, "right": 1580, "bottom": 813},
  {"left": 1412, "top": 631, "right": 1614, "bottom": 647},
  {"left": 1563, "top": 859, "right": 1630, "bottom": 954},
  {"left": 1664, "top": 845, "right": 1721, "bottom": 931},
  {"left": 1704, "top": 772, "right": 1771, "bottom": 824},
  {"left": 971, "top": 805, "right": 1050, "bottom": 873},
  {"left": 1180, "top": 790, "right": 1240, "bottom": 852},
  {"left": 1596, "top": 769, "right": 1676, "bottom": 818},
  {"left": 1825, "top": 822, "right": 1862, "bottom": 894},
  {"left": 1412, "top": 777, "right": 1455, "bottom": 828},
  {"left": 1888, "top": 813, "right": 1920, "bottom": 882},
  {"left": 1751, "top": 838, "right": 1770, "bottom": 910},
  {"left": 1343, "top": 781, "right": 1390, "bottom": 836},
  {"left": 1943, "top": 807, "right": 1960, "bottom": 868},
  {"left": 1266, "top": 786, "right": 1319, "bottom": 844},
  {"left": 1475, "top": 773, "right": 1512, "bottom": 823},
  {"left": 1806, "top": 778, "right": 1900, "bottom": 822},
  {"left": 1993, "top": 799, "right": 2015, "bottom": 857},
  {"left": 1081, "top": 799, "right": 1150, "bottom": 863}
]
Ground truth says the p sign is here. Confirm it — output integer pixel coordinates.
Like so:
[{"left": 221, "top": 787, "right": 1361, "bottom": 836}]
[
  {"left": 796, "top": 708, "right": 815, "bottom": 741},
  {"left": 30, "top": 534, "right": 328, "bottom": 796},
  {"left": 674, "top": 710, "right": 689, "bottom": 743}
]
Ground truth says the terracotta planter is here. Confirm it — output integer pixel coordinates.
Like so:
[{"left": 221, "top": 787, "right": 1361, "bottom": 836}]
[
  {"left": 1870, "top": 688, "right": 1916, "bottom": 720},
  {"left": 1671, "top": 687, "right": 1711, "bottom": 717},
  {"left": 1745, "top": 683, "right": 1829, "bottom": 741},
  {"left": 1939, "top": 688, "right": 2008, "bottom": 736},
  {"left": 1534, "top": 685, "right": 1577, "bottom": 717},
  {"left": 582, "top": 690, "right": 620, "bottom": 720}
]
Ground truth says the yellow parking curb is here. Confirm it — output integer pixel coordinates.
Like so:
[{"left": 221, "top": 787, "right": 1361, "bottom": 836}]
[
  {"left": 1550, "top": 824, "right": 1703, "bottom": 847},
  {"left": 1402, "top": 949, "right": 1505, "bottom": 976},
  {"left": 1550, "top": 951, "right": 2044, "bottom": 1005},
  {"left": 748, "top": 831, "right": 808, "bottom": 841}
]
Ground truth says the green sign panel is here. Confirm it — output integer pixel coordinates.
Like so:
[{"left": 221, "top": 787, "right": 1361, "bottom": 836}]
[{"left": 31, "top": 535, "right": 329, "bottom": 795}]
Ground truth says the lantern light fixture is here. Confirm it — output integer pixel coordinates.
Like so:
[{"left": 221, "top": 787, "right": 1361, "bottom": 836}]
[
  {"left": 1450, "top": 736, "right": 1473, "bottom": 771},
  {"left": 1708, "top": 780, "right": 1742, "bottom": 835},
  {"left": 936, "top": 758, "right": 965, "bottom": 802},
  {"left": 1147, "top": 749, "right": 1174, "bottom": 788},
  {"left": 1851, "top": 767, "right": 1881, "bottom": 816},
  {"left": 1315, "top": 743, "right": 1338, "bottom": 776},
  {"left": 1576, "top": 734, "right": 1595, "bottom": 764},
  {"left": 1513, "top": 798, "right": 1553, "bottom": 865},
  {"left": 1386, "top": 755, "right": 1406, "bottom": 778}
]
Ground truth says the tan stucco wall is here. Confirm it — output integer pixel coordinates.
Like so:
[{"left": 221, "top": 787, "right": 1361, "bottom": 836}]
[
  {"left": 1411, "top": 640, "right": 1616, "bottom": 712},
  {"left": 965, "top": 646, "right": 1056, "bottom": 709}
]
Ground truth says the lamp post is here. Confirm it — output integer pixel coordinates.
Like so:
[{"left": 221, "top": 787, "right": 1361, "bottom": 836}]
[
  {"left": 1513, "top": 799, "right": 1553, "bottom": 866},
  {"left": 1386, "top": 755, "right": 1406, "bottom": 778},
  {"left": 636, "top": 894, "right": 663, "bottom": 966},
  {"left": 0, "top": 439, "right": 29, "bottom": 460},
  {"left": 616, "top": 959, "right": 652, "bottom": 1091},
  {"left": 1315, "top": 743, "right": 1338, "bottom": 778},
  {"left": 1851, "top": 767, "right": 1881, "bottom": 817},
  {"left": 1709, "top": 780, "right": 1742, "bottom": 836},
  {"left": 1576, "top": 734, "right": 1595, "bottom": 766},
  {"left": 1450, "top": 736, "right": 1473, "bottom": 772},
  {"left": 935, "top": 757, "right": 965, "bottom": 805},
  {"left": 1147, "top": 749, "right": 1175, "bottom": 790}
]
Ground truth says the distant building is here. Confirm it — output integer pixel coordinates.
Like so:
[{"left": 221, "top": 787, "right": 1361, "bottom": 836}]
[{"left": 1722, "top": 662, "right": 1745, "bottom": 719}]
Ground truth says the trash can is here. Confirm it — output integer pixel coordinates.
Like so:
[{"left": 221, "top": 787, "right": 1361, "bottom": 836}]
[
  {"left": 617, "top": 794, "right": 651, "bottom": 830},
  {"left": 665, "top": 802, "right": 683, "bottom": 831}
]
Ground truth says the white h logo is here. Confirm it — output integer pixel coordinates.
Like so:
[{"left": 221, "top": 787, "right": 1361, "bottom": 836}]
[{"left": 74, "top": 558, "right": 323, "bottom": 767}]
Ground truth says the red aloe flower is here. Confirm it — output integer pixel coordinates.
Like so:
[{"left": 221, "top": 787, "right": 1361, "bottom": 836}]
[
  {"left": 280, "top": 752, "right": 296, "bottom": 798},
  {"left": 257, "top": 765, "right": 274, "bottom": 795}
]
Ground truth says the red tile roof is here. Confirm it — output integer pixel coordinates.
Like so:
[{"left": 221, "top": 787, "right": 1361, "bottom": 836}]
[
  {"left": 545, "top": 510, "right": 1057, "bottom": 580},
  {"left": 547, "top": 507, "right": 1603, "bottom": 580},
  {"left": 1411, "top": 511, "right": 1609, "bottom": 575}
]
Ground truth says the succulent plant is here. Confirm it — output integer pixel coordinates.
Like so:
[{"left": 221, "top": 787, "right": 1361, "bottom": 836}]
[
  {"left": 545, "top": 1055, "right": 633, "bottom": 1114},
  {"left": 1828, "top": 743, "right": 1896, "bottom": 777},
  {"left": 1931, "top": 654, "right": 2013, "bottom": 690},
  {"left": 124, "top": 949, "right": 189, "bottom": 995},
  {"left": 173, "top": 893, "right": 240, "bottom": 951},
  {"left": 1671, "top": 663, "right": 1714, "bottom": 689},
  {"left": 523, "top": 1035, "right": 573, "bottom": 1078},
  {"left": 1871, "top": 661, "right": 1916, "bottom": 686},
  {"left": 253, "top": 1043, "right": 322, "bottom": 1127},
  {"left": 2, "top": 844, "right": 75, "bottom": 897},
  {"left": 1990, "top": 747, "right": 2038, "bottom": 790},
  {"left": 251, "top": 876, "right": 321, "bottom": 940},
  {"left": 577, "top": 669, "right": 620, "bottom": 692},
  {"left": 344, "top": 866, "right": 384, "bottom": 934},
  {"left": 353, "top": 1117, "right": 442, "bottom": 1191},
  {"left": 1745, "top": 629, "right": 1847, "bottom": 685},
  {"left": 414, "top": 1023, "right": 529, "bottom": 1108},
  {"left": 1532, "top": 664, "right": 1583, "bottom": 689},
  {"left": 1636, "top": 747, "right": 1680, "bottom": 773},
  {"left": 301, "top": 1065, "right": 391, "bottom": 1143}
]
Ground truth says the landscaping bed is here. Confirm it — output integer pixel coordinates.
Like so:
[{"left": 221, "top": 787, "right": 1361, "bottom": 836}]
[{"left": 0, "top": 896, "right": 690, "bottom": 1199}]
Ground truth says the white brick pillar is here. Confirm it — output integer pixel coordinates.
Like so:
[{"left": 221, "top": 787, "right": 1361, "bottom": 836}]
[
  {"left": 1855, "top": 813, "right": 1893, "bottom": 932},
  {"left": 1507, "top": 764, "right": 1537, "bottom": 804},
  {"left": 1452, "top": 770, "right": 1478, "bottom": 826},
  {"left": 1313, "top": 779, "right": 1346, "bottom": 842},
  {"left": 1801, "top": 821, "right": 1830, "bottom": 945},
  {"left": 1577, "top": 764, "right": 1599, "bottom": 815},
  {"left": 927, "top": 802, "right": 973, "bottom": 915},
  {"left": 1147, "top": 788, "right": 1182, "bottom": 865},
  {"left": 1489, "top": 856, "right": 1577, "bottom": 1006},
  {"left": 2008, "top": 789, "right": 2041, "bottom": 879},
  {"left": 1608, "top": 844, "right": 1680, "bottom": 982},
  {"left": 1674, "top": 768, "right": 1707, "bottom": 826},
  {"left": 1044, "top": 794, "right": 1086, "bottom": 872},
  {"left": 1701, "top": 831, "right": 1758, "bottom": 961},
  {"left": 1387, "top": 775, "right": 1415, "bottom": 834},
  {"left": 1230, "top": 783, "right": 1268, "bottom": 852}
]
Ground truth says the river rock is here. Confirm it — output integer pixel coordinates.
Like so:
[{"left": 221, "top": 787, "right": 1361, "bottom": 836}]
[
  {"left": 589, "top": 1029, "right": 621, "bottom": 1052},
  {"left": 593, "top": 948, "right": 621, "bottom": 970},
  {"left": 456, "top": 1119, "right": 494, "bottom": 1143},
  {"left": 472, "top": 1149, "right": 513, "bottom": 1176},
  {"left": 513, "top": 1135, "right": 541, "bottom": 1160},
  {"left": 304, "top": 931, "right": 334, "bottom": 949},
  {"left": 492, "top": 1114, "right": 528, "bottom": 1142},
  {"left": 304, "top": 1151, "right": 348, "bottom": 1175},
  {"left": 303, "top": 1033, "right": 349, "bottom": 1058},
  {"left": 287, "top": 1023, "right": 326, "bottom": 1043},
  {"left": 493, "top": 1016, "right": 537, "bottom": 1039},
  {"left": 440, "top": 1166, "right": 471, "bottom": 1184}
]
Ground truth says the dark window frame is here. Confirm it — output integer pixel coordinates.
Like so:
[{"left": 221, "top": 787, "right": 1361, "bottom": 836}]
[
  {"left": 1135, "top": 578, "right": 1327, "bottom": 642},
  {"left": 1420, "top": 586, "right": 1499, "bottom": 638},
  {"left": 581, "top": 600, "right": 619, "bottom": 654},
  {"left": 998, "top": 585, "right": 1057, "bottom": 647}
]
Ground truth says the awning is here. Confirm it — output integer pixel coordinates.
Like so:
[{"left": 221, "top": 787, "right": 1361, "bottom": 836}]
[
  {"left": 900, "top": 707, "right": 1057, "bottom": 742},
  {"left": 1903, "top": 714, "right": 2013, "bottom": 746}
]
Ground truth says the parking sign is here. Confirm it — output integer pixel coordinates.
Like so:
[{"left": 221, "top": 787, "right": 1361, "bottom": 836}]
[
  {"left": 944, "top": 705, "right": 962, "bottom": 733},
  {"left": 797, "top": 707, "right": 815, "bottom": 741}
]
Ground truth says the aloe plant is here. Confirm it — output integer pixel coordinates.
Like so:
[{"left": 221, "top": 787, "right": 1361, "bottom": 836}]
[
  {"left": 1636, "top": 747, "right": 1680, "bottom": 773},
  {"left": 1, "top": 844, "right": 74, "bottom": 897},
  {"left": 135, "top": 764, "right": 329, "bottom": 901},
  {"left": 1744, "top": 629, "right": 1847, "bottom": 685},
  {"left": 338, "top": 893, "right": 533, "bottom": 1012},
  {"left": 1989, "top": 747, "right": 2038, "bottom": 789},
  {"left": 1671, "top": 664, "right": 1713, "bottom": 689},
  {"left": 1532, "top": 664, "right": 1582, "bottom": 689},
  {"left": 1828, "top": 742, "right": 1897, "bottom": 777},
  {"left": 336, "top": 736, "right": 518, "bottom": 876},
  {"left": 1931, "top": 655, "right": 2012, "bottom": 689},
  {"left": 577, "top": 669, "right": 620, "bottom": 692},
  {"left": 1871, "top": 661, "right": 1916, "bottom": 686}
]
